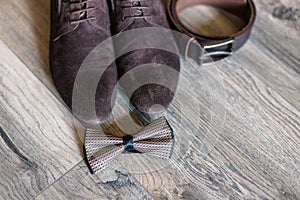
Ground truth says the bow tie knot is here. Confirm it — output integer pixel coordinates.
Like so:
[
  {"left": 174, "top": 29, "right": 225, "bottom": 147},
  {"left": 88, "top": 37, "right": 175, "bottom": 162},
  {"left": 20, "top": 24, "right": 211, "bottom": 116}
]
[{"left": 122, "top": 135, "right": 140, "bottom": 153}]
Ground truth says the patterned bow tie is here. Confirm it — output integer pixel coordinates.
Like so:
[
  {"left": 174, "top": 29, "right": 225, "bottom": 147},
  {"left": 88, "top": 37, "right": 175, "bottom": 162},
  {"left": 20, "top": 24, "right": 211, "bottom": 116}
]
[{"left": 84, "top": 117, "right": 174, "bottom": 174}]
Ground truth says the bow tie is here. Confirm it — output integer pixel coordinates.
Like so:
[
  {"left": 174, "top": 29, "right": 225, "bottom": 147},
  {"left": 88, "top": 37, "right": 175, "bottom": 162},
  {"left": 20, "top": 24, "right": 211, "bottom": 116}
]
[{"left": 84, "top": 117, "right": 174, "bottom": 174}]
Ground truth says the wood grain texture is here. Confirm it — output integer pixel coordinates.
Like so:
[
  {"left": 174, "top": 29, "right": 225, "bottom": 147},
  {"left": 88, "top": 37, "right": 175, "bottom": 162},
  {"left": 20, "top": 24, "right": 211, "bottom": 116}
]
[
  {"left": 0, "top": 40, "right": 83, "bottom": 199},
  {"left": 0, "top": 0, "right": 55, "bottom": 95},
  {"left": 35, "top": 161, "right": 153, "bottom": 200},
  {"left": 0, "top": 0, "right": 299, "bottom": 199}
]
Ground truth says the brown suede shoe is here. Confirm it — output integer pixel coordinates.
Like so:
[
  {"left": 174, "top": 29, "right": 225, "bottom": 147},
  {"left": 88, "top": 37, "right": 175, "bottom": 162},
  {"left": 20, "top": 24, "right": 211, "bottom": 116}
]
[
  {"left": 110, "top": 0, "right": 180, "bottom": 114},
  {"left": 50, "top": 0, "right": 117, "bottom": 123}
]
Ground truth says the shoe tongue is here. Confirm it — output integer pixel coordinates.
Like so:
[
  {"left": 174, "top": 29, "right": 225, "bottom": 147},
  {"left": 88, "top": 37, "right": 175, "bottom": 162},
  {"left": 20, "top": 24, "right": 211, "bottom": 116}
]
[{"left": 88, "top": 1, "right": 111, "bottom": 33}]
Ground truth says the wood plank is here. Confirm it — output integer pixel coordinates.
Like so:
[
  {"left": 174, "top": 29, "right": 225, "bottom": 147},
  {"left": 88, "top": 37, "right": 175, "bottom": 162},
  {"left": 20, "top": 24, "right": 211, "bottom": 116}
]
[
  {"left": 35, "top": 161, "right": 153, "bottom": 200},
  {"left": 0, "top": 0, "right": 55, "bottom": 93},
  {"left": 0, "top": 40, "right": 83, "bottom": 199}
]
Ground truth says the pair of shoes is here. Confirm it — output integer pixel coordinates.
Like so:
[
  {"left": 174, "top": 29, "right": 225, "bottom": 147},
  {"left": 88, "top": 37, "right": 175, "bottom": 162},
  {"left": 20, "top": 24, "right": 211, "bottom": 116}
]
[{"left": 50, "top": 0, "right": 180, "bottom": 124}]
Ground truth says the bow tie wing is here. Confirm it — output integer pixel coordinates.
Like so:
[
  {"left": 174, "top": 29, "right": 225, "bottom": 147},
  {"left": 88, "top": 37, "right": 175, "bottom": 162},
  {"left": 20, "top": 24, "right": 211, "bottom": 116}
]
[
  {"left": 84, "top": 129, "right": 124, "bottom": 173},
  {"left": 134, "top": 137, "right": 174, "bottom": 159},
  {"left": 133, "top": 117, "right": 174, "bottom": 159}
]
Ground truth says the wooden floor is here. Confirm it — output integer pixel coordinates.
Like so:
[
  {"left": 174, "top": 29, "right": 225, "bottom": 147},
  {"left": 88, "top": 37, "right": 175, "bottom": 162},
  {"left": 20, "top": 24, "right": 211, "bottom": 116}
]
[{"left": 0, "top": 0, "right": 299, "bottom": 199}]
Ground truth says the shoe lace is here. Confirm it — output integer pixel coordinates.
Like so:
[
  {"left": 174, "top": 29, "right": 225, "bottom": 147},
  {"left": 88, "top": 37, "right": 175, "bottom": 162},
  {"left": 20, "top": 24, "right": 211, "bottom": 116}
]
[
  {"left": 120, "top": 0, "right": 153, "bottom": 20},
  {"left": 69, "top": 0, "right": 97, "bottom": 24}
]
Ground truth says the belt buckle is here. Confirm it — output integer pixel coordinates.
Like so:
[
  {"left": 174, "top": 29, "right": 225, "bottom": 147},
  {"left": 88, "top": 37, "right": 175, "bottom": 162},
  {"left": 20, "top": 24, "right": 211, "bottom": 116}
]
[{"left": 185, "top": 38, "right": 234, "bottom": 66}]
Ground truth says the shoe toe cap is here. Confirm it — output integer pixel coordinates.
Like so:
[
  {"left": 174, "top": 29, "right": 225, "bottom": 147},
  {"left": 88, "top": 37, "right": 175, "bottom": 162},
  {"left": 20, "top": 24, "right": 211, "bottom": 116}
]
[{"left": 130, "top": 84, "right": 175, "bottom": 114}]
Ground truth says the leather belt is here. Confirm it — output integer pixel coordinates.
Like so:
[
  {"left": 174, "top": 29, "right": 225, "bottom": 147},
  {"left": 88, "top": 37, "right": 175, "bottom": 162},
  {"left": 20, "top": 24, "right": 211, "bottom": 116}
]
[{"left": 167, "top": 0, "right": 256, "bottom": 65}]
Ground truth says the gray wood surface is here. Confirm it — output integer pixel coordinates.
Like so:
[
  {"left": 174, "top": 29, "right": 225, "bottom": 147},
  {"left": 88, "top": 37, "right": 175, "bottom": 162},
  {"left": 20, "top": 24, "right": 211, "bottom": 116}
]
[
  {"left": 0, "top": 0, "right": 299, "bottom": 199},
  {"left": 35, "top": 161, "right": 153, "bottom": 200},
  {"left": 0, "top": 40, "right": 82, "bottom": 199}
]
